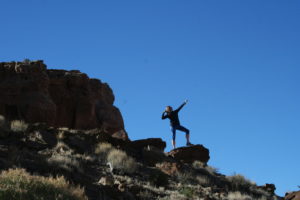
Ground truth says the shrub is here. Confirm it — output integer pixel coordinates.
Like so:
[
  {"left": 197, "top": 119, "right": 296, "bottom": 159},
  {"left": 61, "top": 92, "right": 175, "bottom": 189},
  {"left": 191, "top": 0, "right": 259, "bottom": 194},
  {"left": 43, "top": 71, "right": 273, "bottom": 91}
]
[
  {"left": 177, "top": 172, "right": 197, "bottom": 185},
  {"left": 48, "top": 142, "right": 83, "bottom": 173},
  {"left": 227, "top": 174, "right": 254, "bottom": 191},
  {"left": 95, "top": 142, "right": 113, "bottom": 155},
  {"left": 226, "top": 191, "right": 268, "bottom": 200},
  {"left": 106, "top": 149, "right": 137, "bottom": 174},
  {"left": 0, "top": 168, "right": 87, "bottom": 200},
  {"left": 179, "top": 187, "right": 195, "bottom": 199},
  {"left": 10, "top": 120, "right": 28, "bottom": 132},
  {"left": 192, "top": 161, "right": 218, "bottom": 175},
  {"left": 227, "top": 192, "right": 252, "bottom": 200},
  {"left": 196, "top": 175, "right": 211, "bottom": 186}
]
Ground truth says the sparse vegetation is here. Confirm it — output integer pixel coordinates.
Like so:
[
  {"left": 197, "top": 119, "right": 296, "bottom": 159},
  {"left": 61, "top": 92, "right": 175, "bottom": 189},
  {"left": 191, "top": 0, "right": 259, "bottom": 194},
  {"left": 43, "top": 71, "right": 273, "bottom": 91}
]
[
  {"left": 95, "top": 142, "right": 113, "bottom": 162},
  {"left": 196, "top": 174, "right": 212, "bottom": 186},
  {"left": 48, "top": 142, "right": 84, "bottom": 173},
  {"left": 107, "top": 148, "right": 137, "bottom": 174},
  {"left": 94, "top": 142, "right": 137, "bottom": 174},
  {"left": 10, "top": 120, "right": 28, "bottom": 132},
  {"left": 179, "top": 186, "right": 196, "bottom": 199},
  {"left": 226, "top": 191, "right": 269, "bottom": 200},
  {"left": 193, "top": 160, "right": 219, "bottom": 175},
  {"left": 227, "top": 174, "right": 254, "bottom": 191},
  {"left": 0, "top": 168, "right": 87, "bottom": 200}
]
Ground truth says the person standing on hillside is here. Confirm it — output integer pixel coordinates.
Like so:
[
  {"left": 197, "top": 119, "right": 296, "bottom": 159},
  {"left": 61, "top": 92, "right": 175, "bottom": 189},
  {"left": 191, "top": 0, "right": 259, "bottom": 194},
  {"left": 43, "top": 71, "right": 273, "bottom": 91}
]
[{"left": 162, "top": 100, "right": 192, "bottom": 149}]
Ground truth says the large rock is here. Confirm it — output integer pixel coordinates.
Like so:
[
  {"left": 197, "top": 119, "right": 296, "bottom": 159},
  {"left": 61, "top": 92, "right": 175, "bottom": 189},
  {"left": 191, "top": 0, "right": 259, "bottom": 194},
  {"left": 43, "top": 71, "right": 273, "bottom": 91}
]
[
  {"left": 167, "top": 144, "right": 210, "bottom": 164},
  {"left": 0, "top": 60, "right": 127, "bottom": 139},
  {"left": 285, "top": 191, "right": 300, "bottom": 200},
  {"left": 131, "top": 138, "right": 166, "bottom": 152}
]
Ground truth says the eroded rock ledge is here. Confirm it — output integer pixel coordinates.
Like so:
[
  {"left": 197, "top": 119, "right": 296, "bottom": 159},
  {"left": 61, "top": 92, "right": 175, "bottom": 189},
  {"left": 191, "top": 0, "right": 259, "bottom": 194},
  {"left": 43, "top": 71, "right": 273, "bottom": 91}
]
[{"left": 0, "top": 60, "right": 126, "bottom": 139}]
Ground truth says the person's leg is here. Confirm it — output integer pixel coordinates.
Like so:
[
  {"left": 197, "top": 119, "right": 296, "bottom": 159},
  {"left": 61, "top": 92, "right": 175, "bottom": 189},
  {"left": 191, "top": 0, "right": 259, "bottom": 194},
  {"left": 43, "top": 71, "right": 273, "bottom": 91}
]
[
  {"left": 171, "top": 126, "right": 176, "bottom": 149},
  {"left": 176, "top": 125, "right": 192, "bottom": 145}
]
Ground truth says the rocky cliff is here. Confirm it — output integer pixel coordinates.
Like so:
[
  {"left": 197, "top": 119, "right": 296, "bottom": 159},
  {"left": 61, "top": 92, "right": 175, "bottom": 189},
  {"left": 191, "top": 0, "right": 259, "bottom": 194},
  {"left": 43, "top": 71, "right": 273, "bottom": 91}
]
[{"left": 0, "top": 60, "right": 126, "bottom": 139}]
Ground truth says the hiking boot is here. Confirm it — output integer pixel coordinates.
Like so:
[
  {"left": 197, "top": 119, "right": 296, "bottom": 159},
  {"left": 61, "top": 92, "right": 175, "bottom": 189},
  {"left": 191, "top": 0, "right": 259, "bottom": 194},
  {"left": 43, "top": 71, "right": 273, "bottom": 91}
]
[{"left": 186, "top": 142, "right": 193, "bottom": 146}]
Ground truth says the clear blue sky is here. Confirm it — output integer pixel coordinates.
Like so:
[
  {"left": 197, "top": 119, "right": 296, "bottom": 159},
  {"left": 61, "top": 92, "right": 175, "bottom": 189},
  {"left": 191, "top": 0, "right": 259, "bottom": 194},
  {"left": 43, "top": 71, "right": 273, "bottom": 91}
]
[{"left": 1, "top": 0, "right": 299, "bottom": 196}]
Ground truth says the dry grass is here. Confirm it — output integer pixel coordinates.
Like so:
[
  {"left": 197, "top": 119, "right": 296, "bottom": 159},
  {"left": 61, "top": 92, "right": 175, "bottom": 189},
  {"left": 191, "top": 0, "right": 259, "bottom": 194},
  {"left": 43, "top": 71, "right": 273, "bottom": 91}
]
[
  {"left": 192, "top": 161, "right": 218, "bottom": 175},
  {"left": 196, "top": 175, "right": 211, "bottom": 186},
  {"left": 95, "top": 142, "right": 113, "bottom": 155},
  {"left": 226, "top": 191, "right": 268, "bottom": 200},
  {"left": 227, "top": 174, "right": 255, "bottom": 192},
  {"left": 107, "top": 149, "right": 137, "bottom": 174},
  {"left": 94, "top": 142, "right": 137, "bottom": 174},
  {"left": 10, "top": 120, "right": 28, "bottom": 132},
  {"left": 47, "top": 142, "right": 83, "bottom": 172},
  {"left": 0, "top": 168, "right": 87, "bottom": 200}
]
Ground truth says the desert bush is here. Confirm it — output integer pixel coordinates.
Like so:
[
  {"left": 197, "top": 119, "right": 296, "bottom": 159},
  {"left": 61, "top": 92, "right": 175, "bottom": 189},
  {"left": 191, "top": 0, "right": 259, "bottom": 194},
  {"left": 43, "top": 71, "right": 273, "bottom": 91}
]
[
  {"left": 0, "top": 168, "right": 87, "bottom": 200},
  {"left": 177, "top": 172, "right": 198, "bottom": 185},
  {"left": 226, "top": 191, "right": 268, "bottom": 200},
  {"left": 48, "top": 153, "right": 82, "bottom": 172},
  {"left": 10, "top": 120, "right": 28, "bottom": 132},
  {"left": 95, "top": 142, "right": 113, "bottom": 156},
  {"left": 192, "top": 161, "right": 218, "bottom": 175},
  {"left": 179, "top": 186, "right": 195, "bottom": 199},
  {"left": 107, "top": 149, "right": 137, "bottom": 174},
  {"left": 48, "top": 142, "right": 83, "bottom": 172},
  {"left": 227, "top": 174, "right": 255, "bottom": 191},
  {"left": 227, "top": 191, "right": 252, "bottom": 200},
  {"left": 196, "top": 175, "right": 212, "bottom": 186}
]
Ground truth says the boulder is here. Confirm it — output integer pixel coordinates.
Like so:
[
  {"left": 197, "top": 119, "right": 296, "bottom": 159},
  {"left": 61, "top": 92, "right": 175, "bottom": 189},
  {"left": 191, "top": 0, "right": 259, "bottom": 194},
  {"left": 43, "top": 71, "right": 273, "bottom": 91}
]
[
  {"left": 167, "top": 144, "right": 210, "bottom": 164},
  {"left": 131, "top": 138, "right": 166, "bottom": 152},
  {"left": 285, "top": 191, "right": 300, "bottom": 200},
  {"left": 0, "top": 60, "right": 127, "bottom": 139}
]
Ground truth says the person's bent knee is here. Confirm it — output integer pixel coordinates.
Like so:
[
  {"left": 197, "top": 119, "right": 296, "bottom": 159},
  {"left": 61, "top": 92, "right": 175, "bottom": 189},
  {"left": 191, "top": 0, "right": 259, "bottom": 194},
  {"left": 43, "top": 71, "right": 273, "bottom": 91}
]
[{"left": 186, "top": 129, "right": 190, "bottom": 135}]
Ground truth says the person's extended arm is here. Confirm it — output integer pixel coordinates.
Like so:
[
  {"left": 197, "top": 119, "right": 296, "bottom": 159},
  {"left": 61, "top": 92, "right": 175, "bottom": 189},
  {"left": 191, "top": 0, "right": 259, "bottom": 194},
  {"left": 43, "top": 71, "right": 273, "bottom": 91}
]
[
  {"left": 162, "top": 111, "right": 168, "bottom": 119},
  {"left": 175, "top": 100, "right": 188, "bottom": 112}
]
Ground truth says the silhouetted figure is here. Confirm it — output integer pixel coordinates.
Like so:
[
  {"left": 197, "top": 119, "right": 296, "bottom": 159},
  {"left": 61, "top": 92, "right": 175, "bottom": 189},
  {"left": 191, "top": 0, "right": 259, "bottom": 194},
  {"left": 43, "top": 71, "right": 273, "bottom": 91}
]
[{"left": 162, "top": 100, "right": 192, "bottom": 149}]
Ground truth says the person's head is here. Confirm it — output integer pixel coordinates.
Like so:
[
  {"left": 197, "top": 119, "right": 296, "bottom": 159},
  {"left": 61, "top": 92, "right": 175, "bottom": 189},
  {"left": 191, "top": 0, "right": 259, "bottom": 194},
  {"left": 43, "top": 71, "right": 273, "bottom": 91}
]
[{"left": 165, "top": 106, "right": 173, "bottom": 113}]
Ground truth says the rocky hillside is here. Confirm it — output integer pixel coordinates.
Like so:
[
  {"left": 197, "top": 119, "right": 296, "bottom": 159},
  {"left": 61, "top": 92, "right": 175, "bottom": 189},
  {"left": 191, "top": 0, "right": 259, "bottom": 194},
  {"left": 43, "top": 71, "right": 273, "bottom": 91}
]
[
  {"left": 0, "top": 119, "right": 282, "bottom": 200},
  {"left": 0, "top": 61, "right": 296, "bottom": 200}
]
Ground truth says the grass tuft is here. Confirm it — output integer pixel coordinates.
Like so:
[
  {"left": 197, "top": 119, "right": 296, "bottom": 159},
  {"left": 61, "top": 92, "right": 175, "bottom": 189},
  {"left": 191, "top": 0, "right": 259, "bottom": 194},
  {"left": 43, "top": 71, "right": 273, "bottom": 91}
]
[
  {"left": 107, "top": 149, "right": 137, "bottom": 174},
  {"left": 10, "top": 120, "right": 28, "bottom": 132}
]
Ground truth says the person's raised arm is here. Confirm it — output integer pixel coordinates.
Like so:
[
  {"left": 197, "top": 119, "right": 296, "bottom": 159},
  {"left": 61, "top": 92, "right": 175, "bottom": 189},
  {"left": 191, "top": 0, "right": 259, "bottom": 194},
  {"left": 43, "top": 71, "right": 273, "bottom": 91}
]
[{"left": 175, "top": 100, "right": 188, "bottom": 112}]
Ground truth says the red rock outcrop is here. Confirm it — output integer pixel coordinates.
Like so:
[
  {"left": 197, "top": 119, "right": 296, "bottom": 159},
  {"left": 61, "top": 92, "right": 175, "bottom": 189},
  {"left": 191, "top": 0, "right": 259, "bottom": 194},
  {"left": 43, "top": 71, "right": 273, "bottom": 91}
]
[
  {"left": 167, "top": 144, "right": 210, "bottom": 164},
  {"left": 285, "top": 191, "right": 300, "bottom": 200},
  {"left": 0, "top": 60, "right": 127, "bottom": 139}
]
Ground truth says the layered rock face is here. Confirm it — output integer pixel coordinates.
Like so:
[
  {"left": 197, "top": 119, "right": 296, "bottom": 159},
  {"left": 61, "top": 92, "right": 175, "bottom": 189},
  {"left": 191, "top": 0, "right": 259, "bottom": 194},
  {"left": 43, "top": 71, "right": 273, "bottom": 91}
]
[{"left": 0, "top": 60, "right": 126, "bottom": 138}]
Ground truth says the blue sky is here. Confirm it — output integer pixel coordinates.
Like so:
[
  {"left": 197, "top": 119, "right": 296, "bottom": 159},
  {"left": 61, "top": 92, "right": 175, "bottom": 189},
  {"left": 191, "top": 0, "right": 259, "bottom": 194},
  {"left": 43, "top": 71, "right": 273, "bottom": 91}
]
[{"left": 1, "top": 0, "right": 299, "bottom": 196}]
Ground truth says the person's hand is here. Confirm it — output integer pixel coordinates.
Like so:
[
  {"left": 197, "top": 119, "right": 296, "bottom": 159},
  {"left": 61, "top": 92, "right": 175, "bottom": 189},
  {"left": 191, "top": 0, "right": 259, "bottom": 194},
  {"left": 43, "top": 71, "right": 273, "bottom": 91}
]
[{"left": 184, "top": 99, "right": 188, "bottom": 104}]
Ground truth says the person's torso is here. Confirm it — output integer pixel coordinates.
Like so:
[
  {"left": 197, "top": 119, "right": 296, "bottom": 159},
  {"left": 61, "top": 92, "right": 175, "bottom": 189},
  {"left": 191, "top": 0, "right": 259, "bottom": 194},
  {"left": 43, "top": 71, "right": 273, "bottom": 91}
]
[{"left": 168, "top": 111, "right": 180, "bottom": 126}]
